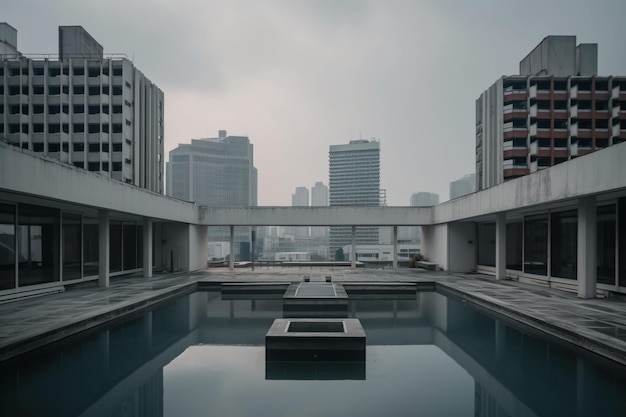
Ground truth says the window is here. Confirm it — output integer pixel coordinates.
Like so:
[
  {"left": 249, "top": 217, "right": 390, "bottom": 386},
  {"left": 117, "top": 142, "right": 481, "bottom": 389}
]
[
  {"left": 73, "top": 85, "right": 84, "bottom": 94},
  {"left": 33, "top": 124, "right": 44, "bottom": 133},
  {"left": 112, "top": 67, "right": 122, "bottom": 76},
  {"left": 88, "top": 105, "right": 99, "bottom": 115},
  {"left": 102, "top": 66, "right": 109, "bottom": 76},
  {"left": 88, "top": 162, "right": 100, "bottom": 171},
  {"left": 0, "top": 104, "right": 3, "bottom": 113},
  {"left": 62, "top": 143, "right": 69, "bottom": 152},
  {"left": 48, "top": 86, "right": 60, "bottom": 95},
  {"left": 88, "top": 67, "right": 100, "bottom": 77},
  {"left": 73, "top": 143, "right": 84, "bottom": 151},
  {"left": 88, "top": 143, "right": 100, "bottom": 152},
  {"left": 551, "top": 210, "right": 577, "bottom": 279},
  {"left": 524, "top": 214, "right": 548, "bottom": 276},
  {"left": 49, "top": 105, "right": 61, "bottom": 115},
  {"left": 33, "top": 143, "right": 44, "bottom": 152},
  {"left": 88, "top": 86, "right": 100, "bottom": 96},
  {"left": 33, "top": 67, "right": 44, "bottom": 76},
  {"left": 537, "top": 119, "right": 550, "bottom": 129},
  {"left": 63, "top": 105, "right": 69, "bottom": 114},
  {"left": 102, "top": 124, "right": 109, "bottom": 134},
  {"left": 596, "top": 119, "right": 609, "bottom": 129},
  {"left": 74, "top": 161, "right": 84, "bottom": 168},
  {"left": 49, "top": 67, "right": 61, "bottom": 77},
  {"left": 9, "top": 124, "right": 20, "bottom": 134},
  {"left": 102, "top": 162, "right": 109, "bottom": 171},
  {"left": 102, "top": 143, "right": 109, "bottom": 152},
  {"left": 9, "top": 86, "right": 20, "bottom": 95},
  {"left": 102, "top": 105, "right": 109, "bottom": 114},
  {"left": 21, "top": 124, "right": 28, "bottom": 134},
  {"left": 33, "top": 105, "right": 44, "bottom": 114},
  {"left": 554, "top": 80, "right": 567, "bottom": 91},
  {"left": 102, "top": 86, "right": 109, "bottom": 95},
  {"left": 112, "top": 162, "right": 122, "bottom": 171},
  {"left": 48, "top": 124, "right": 61, "bottom": 134},
  {"left": 112, "top": 143, "right": 123, "bottom": 152},
  {"left": 48, "top": 143, "right": 60, "bottom": 152},
  {"left": 113, "top": 124, "right": 122, "bottom": 133},
  {"left": 578, "top": 119, "right": 592, "bottom": 129},
  {"left": 73, "top": 66, "right": 84, "bottom": 76},
  {"left": 62, "top": 85, "right": 69, "bottom": 95},
  {"left": 73, "top": 104, "right": 85, "bottom": 114},
  {"left": 113, "top": 86, "right": 123, "bottom": 95},
  {"left": 596, "top": 101, "right": 609, "bottom": 111},
  {"left": 112, "top": 105, "right": 122, "bottom": 114},
  {"left": 554, "top": 100, "right": 567, "bottom": 110},
  {"left": 9, "top": 105, "right": 19, "bottom": 115},
  {"left": 73, "top": 123, "right": 85, "bottom": 133},
  {"left": 62, "top": 123, "right": 69, "bottom": 134},
  {"left": 88, "top": 124, "right": 100, "bottom": 134},
  {"left": 595, "top": 80, "right": 609, "bottom": 91}
]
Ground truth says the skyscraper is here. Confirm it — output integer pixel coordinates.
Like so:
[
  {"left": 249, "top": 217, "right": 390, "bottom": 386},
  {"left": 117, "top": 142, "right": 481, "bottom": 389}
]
[
  {"left": 0, "top": 24, "right": 165, "bottom": 193},
  {"left": 411, "top": 192, "right": 439, "bottom": 207},
  {"left": 290, "top": 186, "right": 309, "bottom": 238},
  {"left": 328, "top": 139, "right": 380, "bottom": 256},
  {"left": 167, "top": 130, "right": 257, "bottom": 250},
  {"left": 449, "top": 174, "right": 476, "bottom": 200},
  {"left": 476, "top": 35, "right": 625, "bottom": 191}
]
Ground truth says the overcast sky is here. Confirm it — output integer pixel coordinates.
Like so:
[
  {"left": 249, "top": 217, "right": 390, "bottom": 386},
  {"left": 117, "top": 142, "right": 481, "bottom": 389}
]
[{"left": 5, "top": 0, "right": 626, "bottom": 205}]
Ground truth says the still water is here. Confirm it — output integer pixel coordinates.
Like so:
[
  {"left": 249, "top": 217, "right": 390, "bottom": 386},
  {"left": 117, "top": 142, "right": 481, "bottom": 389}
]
[{"left": 1, "top": 290, "right": 625, "bottom": 417}]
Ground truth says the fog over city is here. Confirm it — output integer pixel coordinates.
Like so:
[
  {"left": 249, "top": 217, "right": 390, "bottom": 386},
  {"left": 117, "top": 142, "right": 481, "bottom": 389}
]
[{"left": 5, "top": 0, "right": 626, "bottom": 204}]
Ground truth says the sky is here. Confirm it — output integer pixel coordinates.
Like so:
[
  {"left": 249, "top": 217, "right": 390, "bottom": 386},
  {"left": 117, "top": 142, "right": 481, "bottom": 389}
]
[{"left": 4, "top": 0, "right": 626, "bottom": 205}]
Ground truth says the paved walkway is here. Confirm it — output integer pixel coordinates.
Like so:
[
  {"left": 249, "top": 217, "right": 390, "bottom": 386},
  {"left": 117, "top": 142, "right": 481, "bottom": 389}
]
[{"left": 1, "top": 267, "right": 626, "bottom": 366}]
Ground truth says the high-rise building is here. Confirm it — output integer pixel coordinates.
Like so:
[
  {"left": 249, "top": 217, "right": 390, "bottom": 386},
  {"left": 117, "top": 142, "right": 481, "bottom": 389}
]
[
  {"left": 167, "top": 130, "right": 257, "bottom": 251},
  {"left": 329, "top": 139, "right": 380, "bottom": 256},
  {"left": 450, "top": 174, "right": 476, "bottom": 200},
  {"left": 167, "top": 130, "right": 257, "bottom": 206},
  {"left": 476, "top": 35, "right": 626, "bottom": 191},
  {"left": 310, "top": 181, "right": 328, "bottom": 239},
  {"left": 411, "top": 192, "right": 439, "bottom": 207},
  {"left": 0, "top": 24, "right": 165, "bottom": 193}
]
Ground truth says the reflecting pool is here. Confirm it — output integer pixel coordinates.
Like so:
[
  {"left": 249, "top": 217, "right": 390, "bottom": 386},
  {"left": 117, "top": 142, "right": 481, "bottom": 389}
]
[{"left": 1, "top": 290, "right": 625, "bottom": 417}]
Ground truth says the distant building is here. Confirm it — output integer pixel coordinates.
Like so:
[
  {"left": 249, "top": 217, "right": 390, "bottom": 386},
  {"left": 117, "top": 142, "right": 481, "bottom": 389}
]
[
  {"left": 290, "top": 186, "right": 309, "bottom": 238},
  {"left": 310, "top": 181, "right": 328, "bottom": 238},
  {"left": 450, "top": 174, "right": 476, "bottom": 200},
  {"left": 167, "top": 130, "right": 257, "bottom": 254},
  {"left": 476, "top": 35, "right": 626, "bottom": 191},
  {"left": 342, "top": 244, "right": 420, "bottom": 263},
  {"left": 411, "top": 192, "right": 439, "bottom": 206},
  {"left": 0, "top": 23, "right": 165, "bottom": 192},
  {"left": 329, "top": 139, "right": 381, "bottom": 256}
]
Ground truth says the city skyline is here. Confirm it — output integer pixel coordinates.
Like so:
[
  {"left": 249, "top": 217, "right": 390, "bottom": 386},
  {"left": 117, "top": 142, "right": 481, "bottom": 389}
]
[{"left": 3, "top": 1, "right": 626, "bottom": 204}]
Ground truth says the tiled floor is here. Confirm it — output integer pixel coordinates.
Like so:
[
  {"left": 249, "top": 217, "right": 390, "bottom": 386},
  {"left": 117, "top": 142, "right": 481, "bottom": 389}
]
[{"left": 2, "top": 267, "right": 626, "bottom": 365}]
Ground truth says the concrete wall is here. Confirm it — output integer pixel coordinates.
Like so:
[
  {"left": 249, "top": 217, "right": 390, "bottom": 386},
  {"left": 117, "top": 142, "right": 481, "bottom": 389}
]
[
  {"left": 188, "top": 225, "right": 208, "bottom": 271},
  {"left": 0, "top": 143, "right": 198, "bottom": 223},
  {"left": 0, "top": 22, "right": 18, "bottom": 54},
  {"left": 199, "top": 206, "right": 433, "bottom": 226},
  {"left": 448, "top": 222, "right": 476, "bottom": 272},
  {"left": 160, "top": 222, "right": 189, "bottom": 272},
  {"left": 519, "top": 36, "right": 576, "bottom": 76},
  {"left": 58, "top": 26, "right": 103, "bottom": 60},
  {"left": 420, "top": 224, "right": 448, "bottom": 271},
  {"left": 576, "top": 44, "right": 598, "bottom": 76}
]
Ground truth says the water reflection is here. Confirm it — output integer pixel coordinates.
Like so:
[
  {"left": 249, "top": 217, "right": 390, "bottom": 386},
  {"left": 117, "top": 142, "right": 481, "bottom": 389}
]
[{"left": 0, "top": 291, "right": 625, "bottom": 416}]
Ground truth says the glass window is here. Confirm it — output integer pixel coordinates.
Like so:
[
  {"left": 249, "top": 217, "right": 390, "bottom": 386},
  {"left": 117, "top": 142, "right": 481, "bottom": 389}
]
[
  {"left": 506, "top": 221, "right": 523, "bottom": 271},
  {"left": 597, "top": 205, "right": 616, "bottom": 285},
  {"left": 0, "top": 203, "right": 16, "bottom": 290},
  {"left": 524, "top": 214, "right": 548, "bottom": 276},
  {"left": 551, "top": 210, "right": 577, "bottom": 280},
  {"left": 82, "top": 217, "right": 99, "bottom": 277},
  {"left": 18, "top": 204, "right": 60, "bottom": 286},
  {"left": 123, "top": 223, "right": 137, "bottom": 270},
  {"left": 110, "top": 220, "right": 122, "bottom": 272},
  {"left": 62, "top": 213, "right": 81, "bottom": 281}
]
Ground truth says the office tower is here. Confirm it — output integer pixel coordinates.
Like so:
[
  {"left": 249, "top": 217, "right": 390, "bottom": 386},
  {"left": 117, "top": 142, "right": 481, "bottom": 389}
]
[
  {"left": 167, "top": 130, "right": 257, "bottom": 250},
  {"left": 329, "top": 139, "right": 380, "bottom": 256},
  {"left": 310, "top": 181, "right": 328, "bottom": 239},
  {"left": 0, "top": 24, "right": 164, "bottom": 193},
  {"left": 450, "top": 173, "right": 476, "bottom": 200},
  {"left": 476, "top": 35, "right": 626, "bottom": 191},
  {"left": 411, "top": 192, "right": 439, "bottom": 207}
]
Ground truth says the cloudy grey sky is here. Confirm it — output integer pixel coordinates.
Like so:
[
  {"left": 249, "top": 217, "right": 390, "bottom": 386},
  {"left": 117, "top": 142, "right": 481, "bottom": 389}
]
[{"left": 4, "top": 0, "right": 626, "bottom": 205}]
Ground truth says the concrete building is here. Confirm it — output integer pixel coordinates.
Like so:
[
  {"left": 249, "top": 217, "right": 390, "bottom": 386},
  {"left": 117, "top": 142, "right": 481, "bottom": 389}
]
[
  {"left": 342, "top": 243, "right": 420, "bottom": 263},
  {"left": 167, "top": 130, "right": 257, "bottom": 255},
  {"left": 449, "top": 173, "right": 476, "bottom": 200},
  {"left": 0, "top": 23, "right": 165, "bottom": 193},
  {"left": 476, "top": 35, "right": 626, "bottom": 191},
  {"left": 329, "top": 139, "right": 381, "bottom": 257},
  {"left": 289, "top": 186, "right": 309, "bottom": 238},
  {"left": 400, "top": 192, "right": 441, "bottom": 242}
]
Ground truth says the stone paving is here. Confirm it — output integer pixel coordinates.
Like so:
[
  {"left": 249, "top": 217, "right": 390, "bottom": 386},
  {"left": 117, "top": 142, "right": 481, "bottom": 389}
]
[{"left": 2, "top": 266, "right": 626, "bottom": 366}]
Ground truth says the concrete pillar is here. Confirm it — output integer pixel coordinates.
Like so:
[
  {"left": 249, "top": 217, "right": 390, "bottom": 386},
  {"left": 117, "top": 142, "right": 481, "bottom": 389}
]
[
  {"left": 393, "top": 226, "right": 398, "bottom": 269},
  {"left": 495, "top": 212, "right": 507, "bottom": 280},
  {"left": 98, "top": 210, "right": 110, "bottom": 287},
  {"left": 143, "top": 218, "right": 153, "bottom": 278},
  {"left": 351, "top": 226, "right": 356, "bottom": 269},
  {"left": 577, "top": 196, "right": 597, "bottom": 299},
  {"left": 229, "top": 225, "right": 235, "bottom": 271}
]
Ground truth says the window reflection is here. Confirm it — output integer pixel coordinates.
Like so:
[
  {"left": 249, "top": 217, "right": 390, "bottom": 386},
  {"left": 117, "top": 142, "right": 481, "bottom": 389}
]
[
  {"left": 18, "top": 204, "right": 60, "bottom": 286},
  {"left": 0, "top": 203, "right": 16, "bottom": 289},
  {"left": 524, "top": 214, "right": 548, "bottom": 276}
]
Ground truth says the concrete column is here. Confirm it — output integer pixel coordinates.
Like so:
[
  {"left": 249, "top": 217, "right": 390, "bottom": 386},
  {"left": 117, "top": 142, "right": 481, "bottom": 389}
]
[
  {"left": 351, "top": 226, "right": 356, "bottom": 269},
  {"left": 98, "top": 210, "right": 110, "bottom": 287},
  {"left": 577, "top": 196, "right": 597, "bottom": 299},
  {"left": 143, "top": 218, "right": 153, "bottom": 278},
  {"left": 393, "top": 226, "right": 398, "bottom": 269},
  {"left": 229, "top": 225, "right": 235, "bottom": 271},
  {"left": 495, "top": 212, "right": 507, "bottom": 280}
]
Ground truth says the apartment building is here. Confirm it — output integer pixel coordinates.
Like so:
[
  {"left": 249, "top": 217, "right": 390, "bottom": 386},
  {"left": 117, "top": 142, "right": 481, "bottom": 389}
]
[
  {"left": 0, "top": 23, "right": 164, "bottom": 193},
  {"left": 476, "top": 35, "right": 626, "bottom": 191}
]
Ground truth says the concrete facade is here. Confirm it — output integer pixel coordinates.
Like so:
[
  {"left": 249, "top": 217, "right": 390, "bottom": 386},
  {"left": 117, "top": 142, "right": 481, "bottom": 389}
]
[{"left": 0, "top": 25, "right": 165, "bottom": 193}]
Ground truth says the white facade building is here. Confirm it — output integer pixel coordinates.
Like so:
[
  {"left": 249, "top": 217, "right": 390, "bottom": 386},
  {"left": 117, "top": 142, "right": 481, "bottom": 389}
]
[
  {"left": 329, "top": 139, "right": 381, "bottom": 256},
  {"left": 0, "top": 24, "right": 165, "bottom": 193}
]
